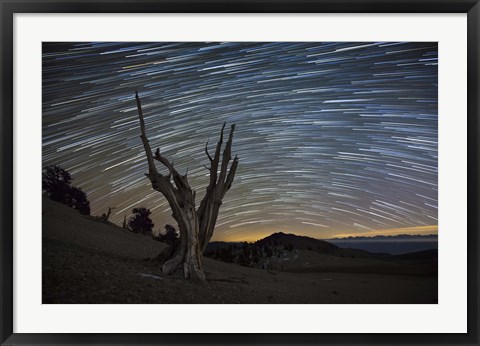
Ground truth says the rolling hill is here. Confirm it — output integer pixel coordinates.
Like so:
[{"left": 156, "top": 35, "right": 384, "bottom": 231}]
[{"left": 42, "top": 198, "right": 438, "bottom": 304}]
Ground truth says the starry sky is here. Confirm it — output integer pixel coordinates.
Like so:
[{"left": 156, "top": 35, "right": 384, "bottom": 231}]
[{"left": 42, "top": 42, "right": 438, "bottom": 242}]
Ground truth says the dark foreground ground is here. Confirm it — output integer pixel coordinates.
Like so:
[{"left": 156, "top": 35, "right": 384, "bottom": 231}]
[{"left": 43, "top": 199, "right": 437, "bottom": 304}]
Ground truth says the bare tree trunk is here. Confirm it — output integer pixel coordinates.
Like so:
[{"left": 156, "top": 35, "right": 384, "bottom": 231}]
[
  {"left": 102, "top": 206, "right": 114, "bottom": 222},
  {"left": 135, "top": 91, "right": 238, "bottom": 281}
]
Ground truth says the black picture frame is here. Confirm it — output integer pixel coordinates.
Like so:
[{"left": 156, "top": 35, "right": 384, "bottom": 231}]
[{"left": 1, "top": 1, "right": 479, "bottom": 345}]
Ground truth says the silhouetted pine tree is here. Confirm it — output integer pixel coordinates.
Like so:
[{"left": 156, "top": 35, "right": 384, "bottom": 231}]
[
  {"left": 66, "top": 186, "right": 90, "bottom": 215},
  {"left": 42, "top": 165, "right": 91, "bottom": 216},
  {"left": 128, "top": 207, "right": 154, "bottom": 235},
  {"left": 42, "top": 165, "right": 72, "bottom": 203}
]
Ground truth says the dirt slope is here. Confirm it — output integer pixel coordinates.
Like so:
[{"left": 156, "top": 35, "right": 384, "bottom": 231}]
[{"left": 42, "top": 198, "right": 437, "bottom": 304}]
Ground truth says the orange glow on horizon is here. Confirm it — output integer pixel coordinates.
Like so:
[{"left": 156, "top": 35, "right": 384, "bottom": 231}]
[{"left": 211, "top": 224, "right": 438, "bottom": 243}]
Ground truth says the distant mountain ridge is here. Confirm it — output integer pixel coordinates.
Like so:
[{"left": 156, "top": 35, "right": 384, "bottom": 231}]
[
  {"left": 326, "top": 234, "right": 438, "bottom": 255},
  {"left": 207, "top": 231, "right": 438, "bottom": 261},
  {"left": 256, "top": 232, "right": 339, "bottom": 253},
  {"left": 328, "top": 234, "right": 437, "bottom": 241}
]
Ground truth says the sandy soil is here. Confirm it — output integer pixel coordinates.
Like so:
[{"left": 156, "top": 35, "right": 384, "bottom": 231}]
[{"left": 42, "top": 198, "right": 438, "bottom": 304}]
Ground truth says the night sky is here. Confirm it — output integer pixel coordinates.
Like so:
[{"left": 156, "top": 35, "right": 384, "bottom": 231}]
[{"left": 42, "top": 42, "right": 438, "bottom": 241}]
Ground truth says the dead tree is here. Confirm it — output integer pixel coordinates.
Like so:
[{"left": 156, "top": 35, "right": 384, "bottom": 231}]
[
  {"left": 101, "top": 206, "right": 115, "bottom": 222},
  {"left": 135, "top": 91, "right": 239, "bottom": 280}
]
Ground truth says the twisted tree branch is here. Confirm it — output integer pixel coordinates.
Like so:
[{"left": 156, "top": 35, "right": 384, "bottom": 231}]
[{"left": 205, "top": 140, "right": 213, "bottom": 162}]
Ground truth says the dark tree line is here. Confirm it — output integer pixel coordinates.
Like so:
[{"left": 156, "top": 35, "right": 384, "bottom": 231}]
[{"left": 203, "top": 242, "right": 292, "bottom": 268}]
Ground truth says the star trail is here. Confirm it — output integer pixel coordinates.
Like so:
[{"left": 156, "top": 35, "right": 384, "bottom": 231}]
[{"left": 42, "top": 42, "right": 438, "bottom": 241}]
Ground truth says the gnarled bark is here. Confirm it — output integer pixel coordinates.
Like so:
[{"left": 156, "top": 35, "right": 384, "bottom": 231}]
[{"left": 135, "top": 91, "right": 238, "bottom": 280}]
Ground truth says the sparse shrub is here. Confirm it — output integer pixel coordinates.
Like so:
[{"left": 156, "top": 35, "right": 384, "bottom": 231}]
[
  {"left": 99, "top": 206, "right": 115, "bottom": 222},
  {"left": 128, "top": 207, "right": 154, "bottom": 235},
  {"left": 156, "top": 224, "right": 178, "bottom": 244}
]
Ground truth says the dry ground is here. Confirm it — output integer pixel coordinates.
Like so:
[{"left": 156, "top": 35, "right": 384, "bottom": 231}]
[{"left": 42, "top": 198, "right": 437, "bottom": 304}]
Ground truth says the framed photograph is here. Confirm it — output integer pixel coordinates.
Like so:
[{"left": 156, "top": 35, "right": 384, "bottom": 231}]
[{"left": 1, "top": 0, "right": 479, "bottom": 345}]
